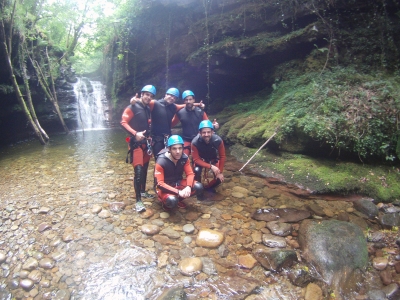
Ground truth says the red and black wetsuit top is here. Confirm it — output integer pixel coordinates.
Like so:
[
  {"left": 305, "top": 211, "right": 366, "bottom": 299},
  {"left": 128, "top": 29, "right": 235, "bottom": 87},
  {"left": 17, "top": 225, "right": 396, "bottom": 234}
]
[
  {"left": 120, "top": 103, "right": 151, "bottom": 139},
  {"left": 191, "top": 133, "right": 226, "bottom": 172},
  {"left": 151, "top": 99, "right": 177, "bottom": 136},
  {"left": 176, "top": 107, "right": 207, "bottom": 142},
  {"left": 154, "top": 150, "right": 194, "bottom": 195}
]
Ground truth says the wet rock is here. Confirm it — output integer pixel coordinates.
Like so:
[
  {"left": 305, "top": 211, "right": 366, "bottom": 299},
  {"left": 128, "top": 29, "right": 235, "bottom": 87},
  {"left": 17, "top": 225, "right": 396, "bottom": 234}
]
[
  {"left": 28, "top": 270, "right": 42, "bottom": 283},
  {"left": 262, "top": 233, "right": 287, "bottom": 248},
  {"left": 38, "top": 223, "right": 52, "bottom": 232},
  {"left": 185, "top": 211, "right": 200, "bottom": 221},
  {"left": 266, "top": 221, "right": 292, "bottom": 236},
  {"left": 369, "top": 231, "right": 386, "bottom": 243},
  {"left": 22, "top": 257, "right": 38, "bottom": 271},
  {"left": 305, "top": 282, "right": 323, "bottom": 300},
  {"left": 157, "top": 252, "right": 169, "bottom": 268},
  {"left": 153, "top": 235, "right": 175, "bottom": 245},
  {"left": 336, "top": 212, "right": 350, "bottom": 222},
  {"left": 140, "top": 208, "right": 154, "bottom": 219},
  {"left": 182, "top": 224, "right": 195, "bottom": 234},
  {"left": 367, "top": 289, "right": 387, "bottom": 300},
  {"left": 252, "top": 245, "right": 297, "bottom": 271},
  {"left": 0, "top": 251, "right": 6, "bottom": 263},
  {"left": 209, "top": 274, "right": 261, "bottom": 299},
  {"left": 196, "top": 229, "right": 224, "bottom": 248},
  {"left": 200, "top": 257, "right": 217, "bottom": 275},
  {"left": 39, "top": 258, "right": 55, "bottom": 269},
  {"left": 373, "top": 257, "right": 388, "bottom": 270},
  {"left": 19, "top": 278, "right": 34, "bottom": 290},
  {"left": 379, "top": 213, "right": 400, "bottom": 227},
  {"left": 109, "top": 202, "right": 126, "bottom": 212},
  {"left": 52, "top": 211, "right": 67, "bottom": 223},
  {"left": 141, "top": 224, "right": 160, "bottom": 235},
  {"left": 382, "top": 283, "right": 400, "bottom": 299},
  {"left": 183, "top": 236, "right": 192, "bottom": 244},
  {"left": 307, "top": 203, "right": 325, "bottom": 216},
  {"left": 98, "top": 209, "right": 111, "bottom": 218},
  {"left": 51, "top": 251, "right": 66, "bottom": 262},
  {"left": 151, "top": 219, "right": 164, "bottom": 227},
  {"left": 160, "top": 227, "right": 181, "bottom": 239},
  {"left": 19, "top": 270, "right": 30, "bottom": 278},
  {"left": 218, "top": 244, "right": 229, "bottom": 257},
  {"left": 299, "top": 219, "right": 368, "bottom": 289},
  {"left": 53, "top": 289, "right": 71, "bottom": 300},
  {"left": 288, "top": 265, "right": 314, "bottom": 287},
  {"left": 157, "top": 287, "right": 186, "bottom": 300},
  {"left": 62, "top": 231, "right": 75, "bottom": 242},
  {"left": 232, "top": 192, "right": 244, "bottom": 198},
  {"left": 8, "top": 278, "right": 19, "bottom": 289},
  {"left": 38, "top": 207, "right": 51, "bottom": 214},
  {"left": 252, "top": 208, "right": 311, "bottom": 223},
  {"left": 353, "top": 199, "right": 378, "bottom": 218},
  {"left": 92, "top": 204, "right": 102, "bottom": 214},
  {"left": 380, "top": 268, "right": 392, "bottom": 285},
  {"left": 232, "top": 186, "right": 249, "bottom": 195},
  {"left": 238, "top": 254, "right": 257, "bottom": 269},
  {"left": 160, "top": 212, "right": 170, "bottom": 219},
  {"left": 178, "top": 257, "right": 203, "bottom": 276}
]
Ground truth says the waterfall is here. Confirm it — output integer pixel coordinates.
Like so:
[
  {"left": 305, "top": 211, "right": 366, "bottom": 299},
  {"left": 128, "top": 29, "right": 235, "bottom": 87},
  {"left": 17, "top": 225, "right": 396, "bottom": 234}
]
[{"left": 73, "top": 78, "right": 108, "bottom": 130}]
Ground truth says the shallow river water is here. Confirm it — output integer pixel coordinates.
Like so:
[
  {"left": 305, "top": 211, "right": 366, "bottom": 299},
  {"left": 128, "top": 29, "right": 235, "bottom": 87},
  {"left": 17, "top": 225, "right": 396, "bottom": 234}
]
[{"left": 0, "top": 129, "right": 396, "bottom": 299}]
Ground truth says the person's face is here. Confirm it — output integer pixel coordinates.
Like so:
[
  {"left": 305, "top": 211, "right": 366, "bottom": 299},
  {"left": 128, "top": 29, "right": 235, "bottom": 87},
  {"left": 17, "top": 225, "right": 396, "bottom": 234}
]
[
  {"left": 164, "top": 93, "right": 177, "bottom": 105},
  {"left": 200, "top": 128, "right": 212, "bottom": 144},
  {"left": 141, "top": 92, "right": 154, "bottom": 105},
  {"left": 184, "top": 96, "right": 195, "bottom": 109},
  {"left": 169, "top": 144, "right": 183, "bottom": 160}
]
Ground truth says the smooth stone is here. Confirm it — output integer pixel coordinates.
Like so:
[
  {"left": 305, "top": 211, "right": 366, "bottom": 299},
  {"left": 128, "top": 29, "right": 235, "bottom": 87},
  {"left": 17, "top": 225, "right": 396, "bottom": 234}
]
[
  {"left": 151, "top": 219, "right": 165, "bottom": 226},
  {"left": 231, "top": 192, "right": 244, "bottom": 198},
  {"left": 39, "top": 258, "right": 55, "bottom": 269},
  {"left": 183, "top": 236, "right": 192, "bottom": 244},
  {"left": 62, "top": 231, "right": 74, "bottom": 242},
  {"left": 92, "top": 205, "right": 102, "bottom": 214},
  {"left": 183, "top": 224, "right": 195, "bottom": 234},
  {"left": 305, "top": 283, "right": 323, "bottom": 300},
  {"left": 141, "top": 224, "right": 160, "bottom": 235},
  {"left": 53, "top": 289, "right": 71, "bottom": 300},
  {"left": 178, "top": 257, "right": 203, "bottom": 276},
  {"left": 51, "top": 251, "right": 66, "bottom": 261},
  {"left": 0, "top": 252, "right": 6, "bottom": 263},
  {"left": 19, "top": 270, "right": 30, "bottom": 279},
  {"left": 98, "top": 210, "right": 111, "bottom": 218},
  {"left": 266, "top": 221, "right": 292, "bottom": 237},
  {"left": 252, "top": 208, "right": 311, "bottom": 223},
  {"left": 109, "top": 202, "right": 126, "bottom": 212},
  {"left": 373, "top": 257, "right": 388, "bottom": 270},
  {"left": 38, "top": 207, "right": 51, "bottom": 214},
  {"left": 262, "top": 233, "right": 287, "bottom": 248},
  {"left": 19, "top": 278, "right": 34, "bottom": 290},
  {"left": 238, "top": 254, "right": 257, "bottom": 269},
  {"left": 22, "top": 257, "right": 38, "bottom": 271},
  {"left": 196, "top": 229, "right": 224, "bottom": 248},
  {"left": 140, "top": 208, "right": 154, "bottom": 219},
  {"left": 232, "top": 186, "right": 249, "bottom": 195},
  {"left": 158, "top": 252, "right": 169, "bottom": 268},
  {"left": 38, "top": 223, "right": 52, "bottom": 232},
  {"left": 28, "top": 270, "right": 42, "bottom": 283},
  {"left": 160, "top": 212, "right": 170, "bottom": 219},
  {"left": 160, "top": 227, "right": 181, "bottom": 239}
]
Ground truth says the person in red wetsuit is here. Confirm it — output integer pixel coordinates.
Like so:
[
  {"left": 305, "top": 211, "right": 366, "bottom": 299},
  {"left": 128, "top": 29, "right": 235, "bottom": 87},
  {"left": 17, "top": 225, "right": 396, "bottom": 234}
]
[
  {"left": 171, "top": 90, "right": 219, "bottom": 156},
  {"left": 191, "top": 120, "right": 226, "bottom": 193},
  {"left": 120, "top": 85, "right": 155, "bottom": 212},
  {"left": 154, "top": 135, "right": 204, "bottom": 210}
]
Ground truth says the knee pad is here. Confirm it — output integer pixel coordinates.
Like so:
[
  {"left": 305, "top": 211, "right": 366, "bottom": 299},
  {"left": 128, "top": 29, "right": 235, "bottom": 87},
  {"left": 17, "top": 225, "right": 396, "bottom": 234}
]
[
  {"left": 193, "top": 181, "right": 204, "bottom": 195},
  {"left": 165, "top": 195, "right": 178, "bottom": 209},
  {"left": 194, "top": 166, "right": 202, "bottom": 181}
]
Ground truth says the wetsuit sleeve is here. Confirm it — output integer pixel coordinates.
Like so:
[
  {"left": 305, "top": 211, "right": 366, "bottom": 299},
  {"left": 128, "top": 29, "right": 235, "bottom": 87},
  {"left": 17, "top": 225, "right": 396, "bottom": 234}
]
[
  {"left": 148, "top": 100, "right": 155, "bottom": 112},
  {"left": 175, "top": 104, "right": 185, "bottom": 112},
  {"left": 184, "top": 159, "right": 195, "bottom": 187},
  {"left": 154, "top": 162, "right": 179, "bottom": 195},
  {"left": 203, "top": 112, "right": 209, "bottom": 120},
  {"left": 191, "top": 144, "right": 211, "bottom": 169},
  {"left": 120, "top": 107, "right": 136, "bottom": 136},
  {"left": 218, "top": 141, "right": 226, "bottom": 173},
  {"left": 171, "top": 114, "right": 180, "bottom": 127}
]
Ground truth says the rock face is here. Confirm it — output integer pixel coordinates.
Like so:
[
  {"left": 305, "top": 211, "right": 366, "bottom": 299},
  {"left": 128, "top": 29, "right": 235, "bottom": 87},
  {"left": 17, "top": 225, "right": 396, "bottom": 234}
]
[{"left": 298, "top": 219, "right": 368, "bottom": 291}]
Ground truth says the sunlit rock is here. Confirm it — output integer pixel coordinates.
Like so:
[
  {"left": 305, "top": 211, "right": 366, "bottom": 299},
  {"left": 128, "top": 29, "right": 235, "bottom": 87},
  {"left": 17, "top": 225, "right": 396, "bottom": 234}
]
[
  {"left": 207, "top": 274, "right": 261, "bottom": 298},
  {"left": 288, "top": 265, "right": 314, "bottom": 287},
  {"left": 109, "top": 202, "right": 126, "bottom": 212},
  {"left": 19, "top": 278, "right": 34, "bottom": 291},
  {"left": 160, "top": 212, "right": 170, "bottom": 219},
  {"left": 38, "top": 207, "right": 51, "bottom": 214},
  {"left": 372, "top": 257, "right": 388, "bottom": 270},
  {"left": 28, "top": 270, "right": 42, "bottom": 283},
  {"left": 98, "top": 209, "right": 111, "bottom": 218},
  {"left": 39, "top": 258, "right": 55, "bottom": 269},
  {"left": 266, "top": 221, "right": 292, "bottom": 236},
  {"left": 0, "top": 252, "right": 6, "bottom": 263},
  {"left": 178, "top": 257, "right": 203, "bottom": 276},
  {"left": 157, "top": 251, "right": 169, "bottom": 268},
  {"left": 262, "top": 233, "right": 286, "bottom": 248},
  {"left": 238, "top": 254, "right": 257, "bottom": 269},
  {"left": 160, "top": 227, "right": 180, "bottom": 239},
  {"left": 22, "top": 257, "right": 38, "bottom": 271},
  {"left": 253, "top": 245, "right": 297, "bottom": 271},
  {"left": 252, "top": 208, "right": 311, "bottom": 223},
  {"left": 141, "top": 224, "right": 160, "bottom": 235},
  {"left": 182, "top": 224, "right": 195, "bottom": 234},
  {"left": 305, "top": 282, "right": 323, "bottom": 300},
  {"left": 140, "top": 208, "right": 154, "bottom": 219},
  {"left": 53, "top": 289, "right": 71, "bottom": 300},
  {"left": 299, "top": 219, "right": 368, "bottom": 293},
  {"left": 196, "top": 229, "right": 224, "bottom": 248},
  {"left": 37, "top": 223, "right": 52, "bottom": 232},
  {"left": 92, "top": 204, "right": 102, "bottom": 214}
]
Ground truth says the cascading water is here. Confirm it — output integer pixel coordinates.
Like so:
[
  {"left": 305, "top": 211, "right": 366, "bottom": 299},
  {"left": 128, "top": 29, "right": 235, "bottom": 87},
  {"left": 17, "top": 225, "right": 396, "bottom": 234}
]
[{"left": 73, "top": 78, "right": 109, "bottom": 130}]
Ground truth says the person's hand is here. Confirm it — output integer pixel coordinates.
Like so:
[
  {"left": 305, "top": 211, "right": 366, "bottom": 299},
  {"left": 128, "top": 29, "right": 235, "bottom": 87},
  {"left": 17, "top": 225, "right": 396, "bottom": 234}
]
[
  {"left": 199, "top": 100, "right": 205, "bottom": 110},
  {"left": 130, "top": 93, "right": 140, "bottom": 105},
  {"left": 210, "top": 165, "right": 220, "bottom": 175},
  {"left": 179, "top": 186, "right": 191, "bottom": 198},
  {"left": 216, "top": 173, "right": 224, "bottom": 182},
  {"left": 135, "top": 130, "right": 146, "bottom": 141},
  {"left": 212, "top": 119, "right": 219, "bottom": 129}
]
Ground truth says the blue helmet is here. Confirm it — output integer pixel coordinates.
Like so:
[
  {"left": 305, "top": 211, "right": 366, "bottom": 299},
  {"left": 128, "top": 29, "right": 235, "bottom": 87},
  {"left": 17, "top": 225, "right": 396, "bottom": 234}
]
[
  {"left": 182, "top": 90, "right": 195, "bottom": 100},
  {"left": 141, "top": 85, "right": 156, "bottom": 96},
  {"left": 166, "top": 87, "right": 180, "bottom": 98},
  {"left": 199, "top": 120, "right": 213, "bottom": 130},
  {"left": 167, "top": 135, "right": 184, "bottom": 147}
]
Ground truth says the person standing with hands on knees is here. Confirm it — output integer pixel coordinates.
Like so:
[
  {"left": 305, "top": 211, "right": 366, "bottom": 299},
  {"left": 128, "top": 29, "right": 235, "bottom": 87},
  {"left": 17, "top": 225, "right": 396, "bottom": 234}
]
[
  {"left": 121, "top": 85, "right": 155, "bottom": 212},
  {"left": 171, "top": 90, "right": 219, "bottom": 156},
  {"left": 191, "top": 120, "right": 226, "bottom": 194},
  {"left": 154, "top": 135, "right": 204, "bottom": 210}
]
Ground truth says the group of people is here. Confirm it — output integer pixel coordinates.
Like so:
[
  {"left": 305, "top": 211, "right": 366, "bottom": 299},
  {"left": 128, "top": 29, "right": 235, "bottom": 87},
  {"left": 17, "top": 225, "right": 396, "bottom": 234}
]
[{"left": 121, "top": 85, "right": 226, "bottom": 212}]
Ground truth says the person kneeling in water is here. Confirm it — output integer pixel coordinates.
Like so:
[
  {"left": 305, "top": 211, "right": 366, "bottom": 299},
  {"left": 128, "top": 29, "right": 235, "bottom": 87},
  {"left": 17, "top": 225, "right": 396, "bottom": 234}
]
[{"left": 154, "top": 135, "right": 203, "bottom": 210}]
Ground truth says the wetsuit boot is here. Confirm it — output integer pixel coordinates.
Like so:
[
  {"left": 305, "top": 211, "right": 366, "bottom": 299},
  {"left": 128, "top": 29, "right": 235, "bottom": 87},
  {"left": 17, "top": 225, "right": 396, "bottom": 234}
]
[
  {"left": 134, "top": 165, "right": 146, "bottom": 212},
  {"left": 194, "top": 181, "right": 205, "bottom": 200},
  {"left": 205, "top": 178, "right": 222, "bottom": 193},
  {"left": 140, "top": 162, "right": 154, "bottom": 198},
  {"left": 194, "top": 166, "right": 202, "bottom": 183}
]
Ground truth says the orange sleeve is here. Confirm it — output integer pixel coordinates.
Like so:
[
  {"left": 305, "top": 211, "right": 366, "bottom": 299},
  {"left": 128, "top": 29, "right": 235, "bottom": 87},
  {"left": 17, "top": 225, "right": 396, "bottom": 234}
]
[
  {"left": 120, "top": 107, "right": 136, "bottom": 136},
  {"left": 148, "top": 100, "right": 155, "bottom": 111},
  {"left": 218, "top": 141, "right": 226, "bottom": 173},
  {"left": 171, "top": 114, "right": 180, "bottom": 127},
  {"left": 183, "top": 159, "right": 194, "bottom": 186},
  {"left": 154, "top": 163, "right": 179, "bottom": 195},
  {"left": 203, "top": 112, "right": 208, "bottom": 120},
  {"left": 191, "top": 144, "right": 210, "bottom": 169},
  {"left": 175, "top": 104, "right": 185, "bottom": 112}
]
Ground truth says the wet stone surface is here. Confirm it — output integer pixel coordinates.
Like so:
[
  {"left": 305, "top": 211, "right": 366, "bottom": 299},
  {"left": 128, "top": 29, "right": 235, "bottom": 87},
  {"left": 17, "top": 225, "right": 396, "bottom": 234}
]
[{"left": 0, "top": 130, "right": 399, "bottom": 299}]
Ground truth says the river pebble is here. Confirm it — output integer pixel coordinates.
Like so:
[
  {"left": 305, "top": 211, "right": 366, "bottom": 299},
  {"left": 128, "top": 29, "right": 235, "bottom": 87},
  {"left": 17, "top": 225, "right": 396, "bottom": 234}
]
[
  {"left": 196, "top": 229, "right": 224, "bottom": 248},
  {"left": 178, "top": 257, "right": 203, "bottom": 276}
]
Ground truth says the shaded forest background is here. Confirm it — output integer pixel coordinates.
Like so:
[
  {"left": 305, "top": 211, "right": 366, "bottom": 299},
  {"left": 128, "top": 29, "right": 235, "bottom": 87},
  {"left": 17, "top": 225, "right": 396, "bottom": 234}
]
[{"left": 1, "top": 0, "right": 400, "bottom": 163}]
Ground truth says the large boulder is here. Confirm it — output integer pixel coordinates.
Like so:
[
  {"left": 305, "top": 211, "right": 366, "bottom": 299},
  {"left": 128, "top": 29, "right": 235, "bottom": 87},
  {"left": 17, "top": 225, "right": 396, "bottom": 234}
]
[{"left": 298, "top": 219, "right": 368, "bottom": 296}]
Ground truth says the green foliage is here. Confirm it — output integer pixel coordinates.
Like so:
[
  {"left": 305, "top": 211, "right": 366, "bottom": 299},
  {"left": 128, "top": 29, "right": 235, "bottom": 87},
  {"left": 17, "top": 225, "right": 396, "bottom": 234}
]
[{"left": 0, "top": 85, "right": 14, "bottom": 94}]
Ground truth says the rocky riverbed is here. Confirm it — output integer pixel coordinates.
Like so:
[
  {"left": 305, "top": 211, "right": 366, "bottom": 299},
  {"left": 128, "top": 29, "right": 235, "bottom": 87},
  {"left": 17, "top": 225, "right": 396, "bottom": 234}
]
[{"left": 0, "top": 129, "right": 399, "bottom": 300}]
